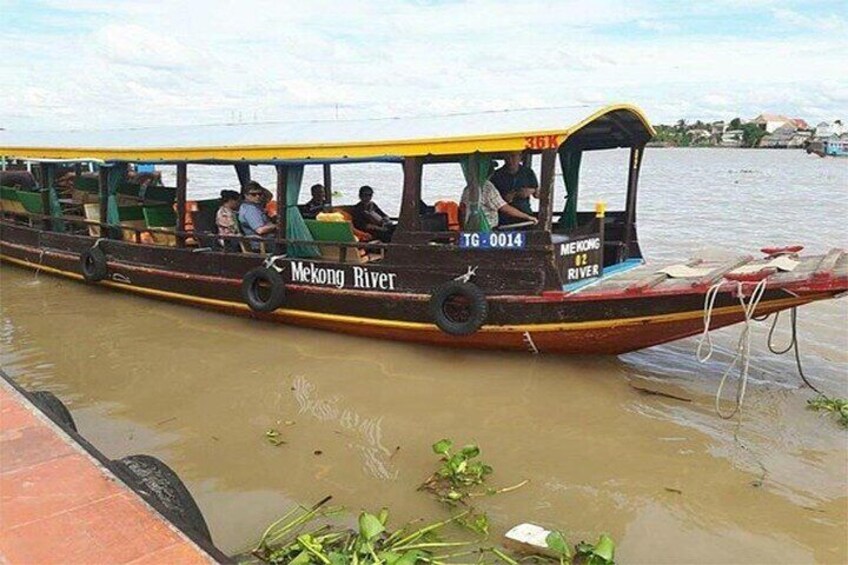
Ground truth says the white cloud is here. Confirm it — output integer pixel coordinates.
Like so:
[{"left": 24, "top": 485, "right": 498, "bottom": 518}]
[{"left": 0, "top": 0, "right": 845, "bottom": 131}]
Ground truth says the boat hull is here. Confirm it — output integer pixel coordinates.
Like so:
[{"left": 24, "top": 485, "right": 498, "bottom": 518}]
[{"left": 2, "top": 226, "right": 844, "bottom": 355}]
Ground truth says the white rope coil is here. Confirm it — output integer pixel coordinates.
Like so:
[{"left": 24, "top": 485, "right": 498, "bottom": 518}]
[{"left": 697, "top": 278, "right": 769, "bottom": 419}]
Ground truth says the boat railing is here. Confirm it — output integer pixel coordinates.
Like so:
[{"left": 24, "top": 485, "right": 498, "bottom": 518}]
[{"left": 4, "top": 209, "right": 558, "bottom": 255}]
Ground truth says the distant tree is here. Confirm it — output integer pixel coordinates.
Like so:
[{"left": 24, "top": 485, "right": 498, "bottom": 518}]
[
  {"left": 741, "top": 123, "right": 767, "bottom": 147},
  {"left": 675, "top": 119, "right": 686, "bottom": 132},
  {"left": 728, "top": 117, "right": 742, "bottom": 130}
]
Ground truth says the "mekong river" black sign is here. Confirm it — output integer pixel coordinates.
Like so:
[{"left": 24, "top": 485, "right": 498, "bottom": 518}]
[{"left": 558, "top": 235, "right": 603, "bottom": 283}]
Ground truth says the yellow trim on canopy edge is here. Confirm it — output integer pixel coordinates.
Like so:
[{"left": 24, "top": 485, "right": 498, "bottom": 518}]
[{"left": 0, "top": 104, "right": 655, "bottom": 162}]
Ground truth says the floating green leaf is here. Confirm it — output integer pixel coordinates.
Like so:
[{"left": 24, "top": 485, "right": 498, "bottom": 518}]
[
  {"left": 460, "top": 444, "right": 480, "bottom": 458},
  {"left": 546, "top": 530, "right": 571, "bottom": 559},
  {"left": 432, "top": 438, "right": 452, "bottom": 455},
  {"left": 359, "top": 512, "right": 385, "bottom": 541}
]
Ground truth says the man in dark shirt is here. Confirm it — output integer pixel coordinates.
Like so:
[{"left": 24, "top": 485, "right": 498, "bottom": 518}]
[
  {"left": 352, "top": 185, "right": 395, "bottom": 243},
  {"left": 301, "top": 183, "right": 328, "bottom": 219},
  {"left": 490, "top": 151, "right": 538, "bottom": 222}
]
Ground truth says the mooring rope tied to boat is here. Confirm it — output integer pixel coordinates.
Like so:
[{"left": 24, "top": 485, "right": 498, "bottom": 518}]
[
  {"left": 766, "top": 307, "right": 822, "bottom": 394},
  {"left": 697, "top": 278, "right": 769, "bottom": 419},
  {"left": 110, "top": 272, "right": 132, "bottom": 284},
  {"left": 522, "top": 331, "right": 539, "bottom": 354},
  {"left": 34, "top": 248, "right": 46, "bottom": 279},
  {"left": 263, "top": 254, "right": 287, "bottom": 273},
  {"left": 454, "top": 265, "right": 478, "bottom": 283}
]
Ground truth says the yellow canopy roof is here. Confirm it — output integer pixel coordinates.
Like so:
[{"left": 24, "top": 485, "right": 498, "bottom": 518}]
[{"left": 0, "top": 104, "right": 654, "bottom": 162}]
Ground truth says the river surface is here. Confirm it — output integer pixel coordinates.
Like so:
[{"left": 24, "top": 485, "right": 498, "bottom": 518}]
[{"left": 1, "top": 148, "right": 847, "bottom": 563}]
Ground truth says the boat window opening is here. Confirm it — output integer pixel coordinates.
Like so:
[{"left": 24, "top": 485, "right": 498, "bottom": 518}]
[
  {"left": 551, "top": 148, "right": 628, "bottom": 220},
  {"left": 551, "top": 147, "right": 644, "bottom": 267}
]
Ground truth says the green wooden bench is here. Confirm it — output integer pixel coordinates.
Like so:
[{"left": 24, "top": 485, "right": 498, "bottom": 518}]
[
  {"left": 0, "top": 186, "right": 27, "bottom": 215},
  {"left": 143, "top": 205, "right": 177, "bottom": 246},
  {"left": 304, "top": 219, "right": 380, "bottom": 263},
  {"left": 15, "top": 190, "right": 45, "bottom": 215},
  {"left": 118, "top": 206, "right": 147, "bottom": 242},
  {"left": 73, "top": 176, "right": 100, "bottom": 193}
]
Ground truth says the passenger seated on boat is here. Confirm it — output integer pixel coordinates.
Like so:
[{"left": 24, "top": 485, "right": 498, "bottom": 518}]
[
  {"left": 352, "top": 185, "right": 395, "bottom": 243},
  {"left": 238, "top": 184, "right": 276, "bottom": 250},
  {"left": 216, "top": 190, "right": 242, "bottom": 251},
  {"left": 241, "top": 181, "right": 274, "bottom": 210},
  {"left": 301, "top": 183, "right": 328, "bottom": 219},
  {"left": 460, "top": 179, "right": 536, "bottom": 229},
  {"left": 491, "top": 151, "right": 538, "bottom": 225}
]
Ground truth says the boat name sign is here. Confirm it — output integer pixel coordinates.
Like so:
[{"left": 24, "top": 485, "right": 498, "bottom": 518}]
[
  {"left": 289, "top": 260, "right": 397, "bottom": 290},
  {"left": 559, "top": 235, "right": 602, "bottom": 282}
]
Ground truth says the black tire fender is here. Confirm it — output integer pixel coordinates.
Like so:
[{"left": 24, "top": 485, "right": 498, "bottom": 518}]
[
  {"left": 80, "top": 246, "right": 108, "bottom": 282},
  {"left": 111, "top": 454, "right": 212, "bottom": 543},
  {"left": 429, "top": 280, "right": 488, "bottom": 336},
  {"left": 241, "top": 267, "right": 286, "bottom": 312},
  {"left": 30, "top": 390, "right": 77, "bottom": 432}
]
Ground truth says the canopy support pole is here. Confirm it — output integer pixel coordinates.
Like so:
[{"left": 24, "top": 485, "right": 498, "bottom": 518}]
[
  {"left": 322, "top": 163, "right": 332, "bottom": 206},
  {"left": 38, "top": 163, "right": 51, "bottom": 231},
  {"left": 276, "top": 164, "right": 287, "bottom": 254},
  {"left": 176, "top": 163, "right": 187, "bottom": 248},
  {"left": 98, "top": 166, "right": 109, "bottom": 239},
  {"left": 537, "top": 149, "right": 556, "bottom": 233},
  {"left": 623, "top": 144, "right": 644, "bottom": 258},
  {"left": 398, "top": 157, "right": 422, "bottom": 232},
  {"left": 234, "top": 163, "right": 251, "bottom": 188}
]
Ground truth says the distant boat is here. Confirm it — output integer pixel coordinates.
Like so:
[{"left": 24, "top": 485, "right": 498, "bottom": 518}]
[{"left": 806, "top": 138, "right": 848, "bottom": 158}]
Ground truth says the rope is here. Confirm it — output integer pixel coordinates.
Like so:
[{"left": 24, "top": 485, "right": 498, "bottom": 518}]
[
  {"left": 263, "top": 254, "right": 287, "bottom": 272},
  {"left": 766, "top": 307, "right": 823, "bottom": 394},
  {"left": 697, "top": 278, "right": 769, "bottom": 419},
  {"left": 522, "top": 331, "right": 539, "bottom": 354},
  {"left": 454, "top": 266, "right": 478, "bottom": 283}
]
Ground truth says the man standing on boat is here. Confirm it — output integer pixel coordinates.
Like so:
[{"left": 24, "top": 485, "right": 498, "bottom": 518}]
[{"left": 491, "top": 151, "right": 538, "bottom": 223}]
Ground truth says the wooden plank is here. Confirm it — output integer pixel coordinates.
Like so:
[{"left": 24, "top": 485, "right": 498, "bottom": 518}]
[
  {"left": 276, "top": 164, "right": 287, "bottom": 254},
  {"left": 398, "top": 157, "right": 422, "bottom": 232},
  {"left": 98, "top": 167, "right": 109, "bottom": 238},
  {"left": 625, "top": 258, "right": 703, "bottom": 294},
  {"left": 812, "top": 248, "right": 844, "bottom": 279},
  {"left": 537, "top": 149, "right": 556, "bottom": 232},
  {"left": 322, "top": 163, "right": 332, "bottom": 206},
  {"left": 692, "top": 255, "right": 753, "bottom": 288},
  {"left": 175, "top": 163, "right": 187, "bottom": 248}
]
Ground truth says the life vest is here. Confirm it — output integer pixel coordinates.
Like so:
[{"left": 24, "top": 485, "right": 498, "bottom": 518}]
[{"left": 435, "top": 200, "right": 460, "bottom": 231}]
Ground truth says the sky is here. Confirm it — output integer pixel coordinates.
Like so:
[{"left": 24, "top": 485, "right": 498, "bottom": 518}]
[{"left": 1, "top": 0, "right": 846, "bottom": 131}]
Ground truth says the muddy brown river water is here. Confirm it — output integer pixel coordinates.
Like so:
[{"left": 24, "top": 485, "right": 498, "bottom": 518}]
[{"left": 1, "top": 149, "right": 846, "bottom": 563}]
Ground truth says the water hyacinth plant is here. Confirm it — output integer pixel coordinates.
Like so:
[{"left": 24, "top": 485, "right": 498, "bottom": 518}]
[
  {"left": 252, "top": 499, "right": 494, "bottom": 565},
  {"left": 806, "top": 396, "right": 848, "bottom": 428},
  {"left": 420, "top": 439, "right": 527, "bottom": 505}
]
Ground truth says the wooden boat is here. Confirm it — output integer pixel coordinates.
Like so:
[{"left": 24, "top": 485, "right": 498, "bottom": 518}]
[{"left": 1, "top": 105, "right": 846, "bottom": 354}]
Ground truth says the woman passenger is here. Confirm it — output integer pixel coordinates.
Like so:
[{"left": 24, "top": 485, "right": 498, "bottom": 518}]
[{"left": 216, "top": 190, "right": 241, "bottom": 251}]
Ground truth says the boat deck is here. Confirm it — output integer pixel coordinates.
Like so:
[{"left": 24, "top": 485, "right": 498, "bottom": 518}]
[
  {"left": 0, "top": 376, "right": 221, "bottom": 564},
  {"left": 554, "top": 249, "right": 848, "bottom": 301}
]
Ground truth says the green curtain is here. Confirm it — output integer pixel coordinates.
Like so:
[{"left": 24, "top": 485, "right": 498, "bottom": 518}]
[
  {"left": 284, "top": 165, "right": 319, "bottom": 257},
  {"left": 459, "top": 153, "right": 492, "bottom": 233},
  {"left": 557, "top": 150, "right": 582, "bottom": 230},
  {"left": 43, "top": 164, "right": 65, "bottom": 232},
  {"left": 105, "top": 163, "right": 127, "bottom": 226}
]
